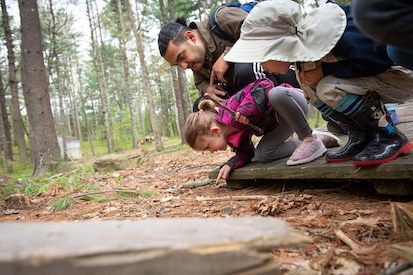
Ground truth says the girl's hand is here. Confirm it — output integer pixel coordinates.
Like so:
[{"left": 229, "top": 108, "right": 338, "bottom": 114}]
[
  {"left": 216, "top": 165, "right": 231, "bottom": 183},
  {"left": 236, "top": 112, "right": 250, "bottom": 125}
]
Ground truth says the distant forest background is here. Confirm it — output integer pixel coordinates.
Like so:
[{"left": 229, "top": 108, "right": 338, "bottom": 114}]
[{"left": 0, "top": 0, "right": 352, "bottom": 177}]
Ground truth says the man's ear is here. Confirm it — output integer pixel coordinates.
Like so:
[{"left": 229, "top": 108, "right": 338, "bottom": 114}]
[
  {"left": 184, "top": 31, "right": 196, "bottom": 43},
  {"left": 210, "top": 126, "right": 221, "bottom": 134}
]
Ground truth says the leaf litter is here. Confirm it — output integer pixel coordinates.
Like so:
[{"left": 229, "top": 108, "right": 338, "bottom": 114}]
[{"left": 1, "top": 145, "right": 413, "bottom": 274}]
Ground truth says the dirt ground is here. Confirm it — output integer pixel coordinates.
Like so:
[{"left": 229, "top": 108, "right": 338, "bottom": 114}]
[{"left": 1, "top": 145, "right": 412, "bottom": 274}]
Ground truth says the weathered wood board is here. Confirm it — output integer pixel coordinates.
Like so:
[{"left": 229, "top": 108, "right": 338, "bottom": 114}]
[
  {"left": 0, "top": 218, "right": 309, "bottom": 275},
  {"left": 209, "top": 101, "right": 413, "bottom": 195}
]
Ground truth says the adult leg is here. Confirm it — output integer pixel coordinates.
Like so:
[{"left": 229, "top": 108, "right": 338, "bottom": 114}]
[
  {"left": 386, "top": 46, "right": 413, "bottom": 71},
  {"left": 316, "top": 74, "right": 413, "bottom": 164},
  {"left": 351, "top": 92, "right": 412, "bottom": 165}
]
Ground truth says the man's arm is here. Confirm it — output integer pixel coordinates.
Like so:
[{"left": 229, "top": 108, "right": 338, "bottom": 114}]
[
  {"left": 210, "top": 8, "right": 248, "bottom": 85},
  {"left": 217, "top": 7, "right": 248, "bottom": 40}
]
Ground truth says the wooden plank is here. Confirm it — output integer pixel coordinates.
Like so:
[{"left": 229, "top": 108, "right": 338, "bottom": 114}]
[
  {"left": 209, "top": 101, "right": 413, "bottom": 184},
  {"left": 0, "top": 218, "right": 308, "bottom": 275}
]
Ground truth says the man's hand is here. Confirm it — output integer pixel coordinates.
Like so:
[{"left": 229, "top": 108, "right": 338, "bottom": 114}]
[
  {"left": 206, "top": 84, "right": 228, "bottom": 102},
  {"left": 304, "top": 65, "right": 324, "bottom": 85},
  {"left": 216, "top": 165, "right": 231, "bottom": 183},
  {"left": 235, "top": 112, "right": 249, "bottom": 125},
  {"left": 210, "top": 53, "right": 229, "bottom": 85}
]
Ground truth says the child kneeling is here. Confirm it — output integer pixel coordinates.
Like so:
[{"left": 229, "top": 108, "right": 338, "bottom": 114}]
[{"left": 185, "top": 78, "right": 341, "bottom": 182}]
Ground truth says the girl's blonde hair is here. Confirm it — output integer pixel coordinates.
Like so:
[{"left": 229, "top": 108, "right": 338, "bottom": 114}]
[{"left": 184, "top": 99, "right": 218, "bottom": 148}]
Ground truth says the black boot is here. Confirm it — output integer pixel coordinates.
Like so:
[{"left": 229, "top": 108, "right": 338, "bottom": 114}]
[
  {"left": 325, "top": 111, "right": 372, "bottom": 162},
  {"left": 351, "top": 92, "right": 412, "bottom": 165}
]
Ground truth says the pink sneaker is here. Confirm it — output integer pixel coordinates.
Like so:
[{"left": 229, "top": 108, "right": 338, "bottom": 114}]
[
  {"left": 313, "top": 130, "right": 342, "bottom": 148},
  {"left": 287, "top": 136, "right": 327, "bottom": 166}
]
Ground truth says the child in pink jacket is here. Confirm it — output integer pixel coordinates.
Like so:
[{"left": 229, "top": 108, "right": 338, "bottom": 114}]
[{"left": 185, "top": 78, "right": 340, "bottom": 182}]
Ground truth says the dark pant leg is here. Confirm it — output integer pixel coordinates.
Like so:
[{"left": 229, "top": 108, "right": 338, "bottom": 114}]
[
  {"left": 353, "top": 0, "right": 413, "bottom": 54},
  {"left": 231, "top": 63, "right": 299, "bottom": 97},
  {"left": 387, "top": 46, "right": 413, "bottom": 70}
]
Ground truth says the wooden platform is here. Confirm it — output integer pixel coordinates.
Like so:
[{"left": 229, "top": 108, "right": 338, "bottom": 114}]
[{"left": 209, "top": 101, "right": 413, "bottom": 195}]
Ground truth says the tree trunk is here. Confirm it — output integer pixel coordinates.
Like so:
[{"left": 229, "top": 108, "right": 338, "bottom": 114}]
[
  {"left": 0, "top": 73, "right": 12, "bottom": 172},
  {"left": 118, "top": 0, "right": 138, "bottom": 148},
  {"left": 86, "top": 0, "right": 113, "bottom": 153},
  {"left": 1, "top": 0, "right": 28, "bottom": 162},
  {"left": 135, "top": 73, "right": 145, "bottom": 137},
  {"left": 73, "top": 37, "right": 95, "bottom": 156},
  {"left": 56, "top": 61, "right": 68, "bottom": 161},
  {"left": 19, "top": 0, "right": 61, "bottom": 178},
  {"left": 67, "top": 58, "right": 81, "bottom": 140},
  {"left": 94, "top": 0, "right": 115, "bottom": 150},
  {"left": 166, "top": 0, "right": 187, "bottom": 143},
  {"left": 177, "top": 67, "right": 190, "bottom": 118},
  {"left": 125, "top": 0, "right": 163, "bottom": 151},
  {"left": 158, "top": 81, "right": 171, "bottom": 137},
  {"left": 0, "top": 71, "right": 13, "bottom": 162}
]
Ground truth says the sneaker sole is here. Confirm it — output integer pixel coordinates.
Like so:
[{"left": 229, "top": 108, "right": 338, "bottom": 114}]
[
  {"left": 287, "top": 147, "right": 327, "bottom": 166},
  {"left": 353, "top": 141, "right": 413, "bottom": 165}
]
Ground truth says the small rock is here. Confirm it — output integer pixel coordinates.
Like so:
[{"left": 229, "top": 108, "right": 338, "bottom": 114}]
[
  {"left": 93, "top": 154, "right": 133, "bottom": 173},
  {"left": 4, "top": 194, "right": 32, "bottom": 209}
]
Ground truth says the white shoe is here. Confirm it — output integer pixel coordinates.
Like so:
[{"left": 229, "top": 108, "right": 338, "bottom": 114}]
[{"left": 287, "top": 136, "right": 327, "bottom": 166}]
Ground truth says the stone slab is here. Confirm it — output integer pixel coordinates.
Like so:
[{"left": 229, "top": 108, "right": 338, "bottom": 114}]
[{"left": 0, "top": 217, "right": 309, "bottom": 275}]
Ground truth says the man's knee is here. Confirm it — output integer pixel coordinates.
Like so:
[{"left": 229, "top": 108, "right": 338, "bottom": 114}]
[{"left": 316, "top": 76, "right": 350, "bottom": 107}]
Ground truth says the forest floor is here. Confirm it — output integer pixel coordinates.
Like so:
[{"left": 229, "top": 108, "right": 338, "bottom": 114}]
[{"left": 1, "top": 144, "right": 413, "bottom": 275}]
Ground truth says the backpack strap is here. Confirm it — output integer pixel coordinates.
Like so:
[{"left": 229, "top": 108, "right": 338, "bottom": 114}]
[{"left": 208, "top": 7, "right": 237, "bottom": 43}]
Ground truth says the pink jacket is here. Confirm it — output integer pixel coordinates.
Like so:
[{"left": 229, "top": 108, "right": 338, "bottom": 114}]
[{"left": 215, "top": 78, "right": 290, "bottom": 171}]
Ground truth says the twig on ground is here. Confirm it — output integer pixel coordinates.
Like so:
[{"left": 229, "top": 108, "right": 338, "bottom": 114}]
[
  {"left": 334, "top": 228, "right": 361, "bottom": 250},
  {"left": 181, "top": 178, "right": 216, "bottom": 189},
  {"left": 165, "top": 178, "right": 220, "bottom": 193},
  {"left": 321, "top": 244, "right": 336, "bottom": 270},
  {"left": 380, "top": 262, "right": 412, "bottom": 275},
  {"left": 197, "top": 195, "right": 268, "bottom": 202},
  {"left": 72, "top": 189, "right": 140, "bottom": 199}
]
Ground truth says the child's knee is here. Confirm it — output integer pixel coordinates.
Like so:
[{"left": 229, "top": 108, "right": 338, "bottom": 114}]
[
  {"left": 254, "top": 146, "right": 269, "bottom": 162},
  {"left": 268, "top": 86, "right": 290, "bottom": 104}
]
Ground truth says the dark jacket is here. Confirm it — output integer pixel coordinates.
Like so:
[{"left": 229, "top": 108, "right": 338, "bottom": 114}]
[
  {"left": 321, "top": 3, "right": 394, "bottom": 78},
  {"left": 190, "top": 7, "right": 248, "bottom": 96}
]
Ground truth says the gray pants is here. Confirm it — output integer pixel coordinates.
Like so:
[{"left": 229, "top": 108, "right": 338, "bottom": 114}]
[{"left": 254, "top": 86, "right": 312, "bottom": 162}]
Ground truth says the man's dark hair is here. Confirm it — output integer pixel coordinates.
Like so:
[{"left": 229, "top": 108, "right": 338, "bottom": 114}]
[{"left": 158, "top": 17, "right": 191, "bottom": 56}]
